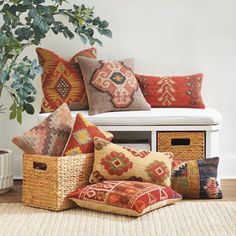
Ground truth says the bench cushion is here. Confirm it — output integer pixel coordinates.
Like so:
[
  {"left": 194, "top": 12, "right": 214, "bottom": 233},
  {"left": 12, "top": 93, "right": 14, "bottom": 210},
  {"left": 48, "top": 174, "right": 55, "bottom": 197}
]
[{"left": 38, "top": 108, "right": 222, "bottom": 126}]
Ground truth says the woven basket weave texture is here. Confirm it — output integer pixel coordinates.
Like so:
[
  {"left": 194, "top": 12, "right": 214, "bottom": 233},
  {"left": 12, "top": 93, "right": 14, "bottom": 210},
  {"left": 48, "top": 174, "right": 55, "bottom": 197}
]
[
  {"left": 157, "top": 131, "right": 205, "bottom": 160},
  {"left": 23, "top": 153, "right": 94, "bottom": 211}
]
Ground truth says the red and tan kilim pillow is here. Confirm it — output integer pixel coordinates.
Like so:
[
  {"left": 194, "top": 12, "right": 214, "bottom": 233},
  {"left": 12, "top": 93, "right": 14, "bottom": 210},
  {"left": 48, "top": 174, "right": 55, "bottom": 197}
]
[
  {"left": 36, "top": 47, "right": 96, "bottom": 113},
  {"left": 63, "top": 113, "right": 113, "bottom": 155},
  {"left": 12, "top": 103, "right": 73, "bottom": 156},
  {"left": 89, "top": 137, "right": 173, "bottom": 187},
  {"left": 68, "top": 180, "right": 182, "bottom": 217},
  {"left": 136, "top": 73, "right": 205, "bottom": 108}
]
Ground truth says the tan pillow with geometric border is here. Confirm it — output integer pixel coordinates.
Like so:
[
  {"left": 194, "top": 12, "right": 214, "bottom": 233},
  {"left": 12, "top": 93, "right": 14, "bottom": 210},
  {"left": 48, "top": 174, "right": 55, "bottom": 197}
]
[{"left": 89, "top": 137, "right": 173, "bottom": 187}]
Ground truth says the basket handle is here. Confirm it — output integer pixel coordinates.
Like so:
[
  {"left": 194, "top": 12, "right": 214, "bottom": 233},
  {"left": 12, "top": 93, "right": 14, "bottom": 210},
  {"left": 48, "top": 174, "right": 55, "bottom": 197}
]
[
  {"left": 171, "top": 138, "right": 190, "bottom": 146},
  {"left": 33, "top": 162, "right": 47, "bottom": 171}
]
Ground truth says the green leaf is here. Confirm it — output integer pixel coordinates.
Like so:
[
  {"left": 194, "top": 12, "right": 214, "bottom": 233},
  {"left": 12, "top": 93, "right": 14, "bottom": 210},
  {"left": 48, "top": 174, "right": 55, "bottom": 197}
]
[
  {"left": 33, "top": 0, "right": 45, "bottom": 4},
  {"left": 94, "top": 38, "right": 103, "bottom": 47},
  {"left": 0, "top": 70, "right": 10, "bottom": 83},
  {"left": 22, "top": 0, "right": 32, "bottom": 6},
  {"left": 28, "top": 8, "right": 37, "bottom": 18},
  {"left": 24, "top": 103, "right": 34, "bottom": 114},
  {"left": 10, "top": 109, "right": 17, "bottom": 120},
  {"left": 33, "top": 16, "right": 49, "bottom": 35},
  {"left": 102, "top": 29, "right": 112, "bottom": 38},
  {"left": 79, "top": 34, "right": 87, "bottom": 44},
  {"left": 16, "top": 106, "right": 23, "bottom": 124},
  {"left": 10, "top": 101, "right": 17, "bottom": 111},
  {"left": 15, "top": 27, "right": 33, "bottom": 41},
  {"left": 26, "top": 96, "right": 35, "bottom": 103},
  {"left": 93, "top": 17, "right": 100, "bottom": 26},
  {"left": 99, "top": 20, "right": 109, "bottom": 28}
]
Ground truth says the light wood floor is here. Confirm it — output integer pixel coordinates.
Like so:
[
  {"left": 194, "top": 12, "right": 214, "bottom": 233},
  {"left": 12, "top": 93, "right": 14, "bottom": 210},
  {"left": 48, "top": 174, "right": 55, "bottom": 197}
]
[{"left": 0, "top": 179, "right": 235, "bottom": 203}]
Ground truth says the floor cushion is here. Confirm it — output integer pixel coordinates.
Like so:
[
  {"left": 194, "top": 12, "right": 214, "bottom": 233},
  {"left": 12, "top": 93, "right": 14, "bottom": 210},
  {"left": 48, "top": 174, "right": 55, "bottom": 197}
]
[{"left": 68, "top": 180, "right": 182, "bottom": 217}]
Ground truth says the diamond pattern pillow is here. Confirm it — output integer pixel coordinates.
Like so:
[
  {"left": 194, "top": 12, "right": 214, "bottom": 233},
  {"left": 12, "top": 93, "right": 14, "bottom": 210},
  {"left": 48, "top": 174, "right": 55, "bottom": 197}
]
[
  {"left": 136, "top": 73, "right": 205, "bottom": 108},
  {"left": 68, "top": 180, "right": 182, "bottom": 217},
  {"left": 12, "top": 103, "right": 73, "bottom": 156},
  {"left": 171, "top": 157, "right": 223, "bottom": 199},
  {"left": 75, "top": 56, "right": 151, "bottom": 115},
  {"left": 89, "top": 137, "right": 173, "bottom": 187},
  {"left": 63, "top": 113, "right": 113, "bottom": 155},
  {"left": 36, "top": 47, "right": 96, "bottom": 113}
]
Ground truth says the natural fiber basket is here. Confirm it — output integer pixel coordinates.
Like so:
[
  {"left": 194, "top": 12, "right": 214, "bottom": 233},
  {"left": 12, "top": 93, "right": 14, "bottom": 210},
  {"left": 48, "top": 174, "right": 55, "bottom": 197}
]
[
  {"left": 157, "top": 131, "right": 205, "bottom": 161},
  {"left": 23, "top": 153, "right": 94, "bottom": 211}
]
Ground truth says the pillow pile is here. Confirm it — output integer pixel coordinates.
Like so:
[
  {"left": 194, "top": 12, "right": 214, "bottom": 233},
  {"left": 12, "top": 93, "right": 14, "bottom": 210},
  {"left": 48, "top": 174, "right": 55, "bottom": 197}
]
[
  {"left": 13, "top": 103, "right": 222, "bottom": 217},
  {"left": 37, "top": 47, "right": 206, "bottom": 113}
]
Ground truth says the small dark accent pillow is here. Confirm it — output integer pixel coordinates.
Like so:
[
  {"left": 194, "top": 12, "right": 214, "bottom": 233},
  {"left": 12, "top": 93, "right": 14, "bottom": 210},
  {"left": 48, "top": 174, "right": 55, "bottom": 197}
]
[{"left": 171, "top": 157, "right": 223, "bottom": 199}]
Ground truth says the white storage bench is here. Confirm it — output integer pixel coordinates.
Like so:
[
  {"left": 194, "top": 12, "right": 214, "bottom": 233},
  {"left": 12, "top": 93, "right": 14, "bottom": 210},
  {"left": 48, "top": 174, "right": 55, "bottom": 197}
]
[{"left": 38, "top": 108, "right": 222, "bottom": 161}]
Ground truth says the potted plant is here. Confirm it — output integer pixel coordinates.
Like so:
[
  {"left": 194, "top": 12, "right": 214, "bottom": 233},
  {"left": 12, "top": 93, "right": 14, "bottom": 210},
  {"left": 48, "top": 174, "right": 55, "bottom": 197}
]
[
  {"left": 0, "top": 149, "right": 13, "bottom": 194},
  {"left": 0, "top": 0, "right": 112, "bottom": 123},
  {"left": 0, "top": 0, "right": 112, "bottom": 193}
]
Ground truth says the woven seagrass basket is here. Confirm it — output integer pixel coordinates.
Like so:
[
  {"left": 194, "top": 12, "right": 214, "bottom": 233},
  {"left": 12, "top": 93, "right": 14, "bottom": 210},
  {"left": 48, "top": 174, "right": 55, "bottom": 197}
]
[
  {"left": 157, "top": 131, "right": 205, "bottom": 161},
  {"left": 23, "top": 153, "right": 94, "bottom": 211}
]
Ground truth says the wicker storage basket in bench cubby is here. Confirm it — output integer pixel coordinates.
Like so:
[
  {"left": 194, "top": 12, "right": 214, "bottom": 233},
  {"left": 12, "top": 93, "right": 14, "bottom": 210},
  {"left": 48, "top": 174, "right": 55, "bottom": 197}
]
[
  {"left": 157, "top": 131, "right": 205, "bottom": 161},
  {"left": 23, "top": 153, "right": 93, "bottom": 211}
]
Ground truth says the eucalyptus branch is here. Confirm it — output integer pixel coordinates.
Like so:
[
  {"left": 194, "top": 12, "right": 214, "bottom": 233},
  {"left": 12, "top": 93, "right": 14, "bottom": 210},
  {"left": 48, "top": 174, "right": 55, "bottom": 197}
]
[{"left": 0, "top": 0, "right": 112, "bottom": 123}]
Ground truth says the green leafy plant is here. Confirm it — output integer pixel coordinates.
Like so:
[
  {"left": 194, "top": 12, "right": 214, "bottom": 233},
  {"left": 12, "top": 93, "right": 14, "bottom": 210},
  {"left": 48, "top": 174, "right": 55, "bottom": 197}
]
[{"left": 0, "top": 0, "right": 112, "bottom": 123}]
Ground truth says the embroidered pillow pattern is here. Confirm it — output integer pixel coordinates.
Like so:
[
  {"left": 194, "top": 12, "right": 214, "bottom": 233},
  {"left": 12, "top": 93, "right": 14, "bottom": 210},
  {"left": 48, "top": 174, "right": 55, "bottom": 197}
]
[
  {"left": 36, "top": 47, "right": 96, "bottom": 113},
  {"left": 75, "top": 57, "right": 151, "bottom": 115},
  {"left": 171, "top": 157, "right": 223, "bottom": 199},
  {"left": 136, "top": 73, "right": 205, "bottom": 108},
  {"left": 89, "top": 137, "right": 173, "bottom": 187},
  {"left": 68, "top": 180, "right": 182, "bottom": 217},
  {"left": 63, "top": 113, "right": 113, "bottom": 155},
  {"left": 12, "top": 103, "right": 73, "bottom": 156}
]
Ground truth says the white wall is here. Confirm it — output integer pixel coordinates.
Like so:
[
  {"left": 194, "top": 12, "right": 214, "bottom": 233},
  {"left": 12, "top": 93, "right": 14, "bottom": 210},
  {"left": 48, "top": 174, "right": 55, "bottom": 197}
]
[{"left": 0, "top": 0, "right": 236, "bottom": 178}]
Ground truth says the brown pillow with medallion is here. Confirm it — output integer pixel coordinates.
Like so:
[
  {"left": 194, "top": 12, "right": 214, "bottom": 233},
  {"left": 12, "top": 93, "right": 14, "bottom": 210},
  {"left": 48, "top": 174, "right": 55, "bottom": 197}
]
[{"left": 75, "top": 57, "right": 151, "bottom": 115}]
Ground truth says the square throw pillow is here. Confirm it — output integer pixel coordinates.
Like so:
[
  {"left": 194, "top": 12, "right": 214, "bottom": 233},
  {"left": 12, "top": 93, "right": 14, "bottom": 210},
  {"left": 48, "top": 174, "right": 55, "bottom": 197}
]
[
  {"left": 75, "top": 57, "right": 151, "bottom": 115},
  {"left": 12, "top": 103, "right": 73, "bottom": 156},
  {"left": 68, "top": 180, "right": 182, "bottom": 217},
  {"left": 136, "top": 73, "right": 205, "bottom": 108},
  {"left": 90, "top": 137, "right": 173, "bottom": 187},
  {"left": 63, "top": 113, "right": 113, "bottom": 155},
  {"left": 36, "top": 47, "right": 96, "bottom": 113},
  {"left": 171, "top": 157, "right": 223, "bottom": 199}
]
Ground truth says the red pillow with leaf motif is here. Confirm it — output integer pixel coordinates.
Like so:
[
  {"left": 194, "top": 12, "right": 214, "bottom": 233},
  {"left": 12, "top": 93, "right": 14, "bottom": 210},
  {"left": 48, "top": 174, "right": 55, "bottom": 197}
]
[{"left": 136, "top": 73, "right": 205, "bottom": 108}]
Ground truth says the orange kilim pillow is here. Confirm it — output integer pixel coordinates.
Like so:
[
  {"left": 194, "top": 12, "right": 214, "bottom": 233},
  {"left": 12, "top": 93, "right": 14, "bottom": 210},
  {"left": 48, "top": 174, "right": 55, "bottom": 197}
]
[{"left": 36, "top": 47, "right": 96, "bottom": 113}]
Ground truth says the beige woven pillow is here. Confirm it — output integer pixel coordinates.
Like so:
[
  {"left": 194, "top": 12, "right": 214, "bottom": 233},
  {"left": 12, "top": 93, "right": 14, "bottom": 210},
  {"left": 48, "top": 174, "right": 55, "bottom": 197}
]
[
  {"left": 90, "top": 137, "right": 173, "bottom": 187},
  {"left": 75, "top": 56, "right": 151, "bottom": 115}
]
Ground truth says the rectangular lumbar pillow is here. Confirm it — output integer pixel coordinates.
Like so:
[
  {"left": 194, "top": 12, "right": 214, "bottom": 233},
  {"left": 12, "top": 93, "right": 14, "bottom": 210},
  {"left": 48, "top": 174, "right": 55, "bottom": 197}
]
[
  {"left": 75, "top": 56, "right": 151, "bottom": 115},
  {"left": 89, "top": 137, "right": 173, "bottom": 187},
  {"left": 136, "top": 73, "right": 205, "bottom": 108},
  {"left": 12, "top": 103, "right": 73, "bottom": 156},
  {"left": 63, "top": 113, "right": 113, "bottom": 155},
  {"left": 171, "top": 157, "right": 223, "bottom": 199},
  {"left": 36, "top": 47, "right": 96, "bottom": 113},
  {"left": 68, "top": 180, "right": 182, "bottom": 217}
]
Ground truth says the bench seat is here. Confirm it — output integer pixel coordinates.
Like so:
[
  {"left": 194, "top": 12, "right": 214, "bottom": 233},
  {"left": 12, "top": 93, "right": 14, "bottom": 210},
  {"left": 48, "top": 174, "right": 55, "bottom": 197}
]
[{"left": 38, "top": 108, "right": 222, "bottom": 126}]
